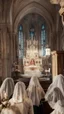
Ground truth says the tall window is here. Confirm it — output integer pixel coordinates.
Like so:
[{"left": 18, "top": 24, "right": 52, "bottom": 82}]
[
  {"left": 41, "top": 24, "right": 46, "bottom": 56},
  {"left": 18, "top": 25, "right": 24, "bottom": 59},
  {"left": 29, "top": 25, "right": 35, "bottom": 39}
]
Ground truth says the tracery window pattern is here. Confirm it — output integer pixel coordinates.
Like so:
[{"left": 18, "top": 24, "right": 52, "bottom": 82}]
[
  {"left": 18, "top": 24, "right": 46, "bottom": 58},
  {"left": 41, "top": 24, "right": 46, "bottom": 56}
]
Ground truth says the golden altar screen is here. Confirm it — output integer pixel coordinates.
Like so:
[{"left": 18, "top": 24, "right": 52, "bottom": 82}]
[{"left": 23, "top": 39, "right": 42, "bottom": 77}]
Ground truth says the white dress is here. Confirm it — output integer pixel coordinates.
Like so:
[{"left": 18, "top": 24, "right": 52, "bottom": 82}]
[{"left": 9, "top": 98, "right": 34, "bottom": 114}]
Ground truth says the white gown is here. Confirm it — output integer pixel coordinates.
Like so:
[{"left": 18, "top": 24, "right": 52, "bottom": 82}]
[
  {"left": 27, "top": 76, "right": 45, "bottom": 106},
  {"left": 9, "top": 81, "right": 34, "bottom": 114}
]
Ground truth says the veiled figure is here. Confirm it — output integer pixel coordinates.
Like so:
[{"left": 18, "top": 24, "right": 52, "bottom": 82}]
[
  {"left": 9, "top": 81, "right": 34, "bottom": 114},
  {"left": 45, "top": 74, "right": 64, "bottom": 104},
  {"left": 0, "top": 77, "right": 14, "bottom": 100},
  {"left": 45, "top": 87, "right": 64, "bottom": 109},
  {"left": 45, "top": 74, "right": 64, "bottom": 109},
  {"left": 27, "top": 76, "right": 45, "bottom": 106}
]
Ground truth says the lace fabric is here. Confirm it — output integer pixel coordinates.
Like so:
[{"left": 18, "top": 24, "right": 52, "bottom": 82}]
[
  {"left": 53, "top": 100, "right": 64, "bottom": 113},
  {"left": 0, "top": 78, "right": 14, "bottom": 100},
  {"left": 9, "top": 81, "right": 34, "bottom": 114},
  {"left": 51, "top": 100, "right": 64, "bottom": 114},
  {"left": 27, "top": 76, "right": 45, "bottom": 106},
  {"left": 11, "top": 81, "right": 26, "bottom": 103},
  {"left": 45, "top": 74, "right": 64, "bottom": 109}
]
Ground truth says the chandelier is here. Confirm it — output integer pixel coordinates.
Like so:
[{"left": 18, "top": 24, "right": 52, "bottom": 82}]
[{"left": 50, "top": 0, "right": 64, "bottom": 25}]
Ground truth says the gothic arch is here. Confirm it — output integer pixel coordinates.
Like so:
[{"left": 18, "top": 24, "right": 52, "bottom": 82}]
[
  {"left": 13, "top": 1, "right": 56, "bottom": 49},
  {"left": 13, "top": 2, "right": 55, "bottom": 33}
]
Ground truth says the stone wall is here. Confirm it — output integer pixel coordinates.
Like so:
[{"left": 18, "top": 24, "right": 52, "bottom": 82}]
[{"left": 0, "top": 0, "right": 63, "bottom": 79}]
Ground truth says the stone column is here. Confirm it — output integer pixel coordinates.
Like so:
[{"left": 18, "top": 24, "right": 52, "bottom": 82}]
[
  {"left": 1, "top": 24, "right": 8, "bottom": 79},
  {"left": 0, "top": 28, "right": 3, "bottom": 80},
  {"left": 0, "top": 24, "right": 18, "bottom": 79},
  {"left": 12, "top": 32, "right": 18, "bottom": 62},
  {"left": 9, "top": 31, "right": 18, "bottom": 76},
  {"left": 60, "top": 26, "right": 64, "bottom": 50}
]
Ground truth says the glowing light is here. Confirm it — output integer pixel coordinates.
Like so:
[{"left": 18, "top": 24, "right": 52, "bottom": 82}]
[{"left": 46, "top": 46, "right": 51, "bottom": 56}]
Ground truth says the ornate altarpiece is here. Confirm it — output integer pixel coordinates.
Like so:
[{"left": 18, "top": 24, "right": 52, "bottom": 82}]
[{"left": 23, "top": 38, "right": 42, "bottom": 77}]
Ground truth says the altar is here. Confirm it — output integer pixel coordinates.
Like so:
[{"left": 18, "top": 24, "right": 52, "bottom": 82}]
[
  {"left": 14, "top": 75, "right": 52, "bottom": 92},
  {"left": 23, "top": 38, "right": 43, "bottom": 77},
  {"left": 11, "top": 37, "right": 52, "bottom": 91}
]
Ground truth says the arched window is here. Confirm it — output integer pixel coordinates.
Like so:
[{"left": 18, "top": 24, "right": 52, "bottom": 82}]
[
  {"left": 18, "top": 25, "right": 24, "bottom": 59},
  {"left": 41, "top": 24, "right": 46, "bottom": 56}
]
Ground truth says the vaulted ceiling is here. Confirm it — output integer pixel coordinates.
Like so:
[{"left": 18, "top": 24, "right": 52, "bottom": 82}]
[
  {"left": 0, "top": 0, "right": 62, "bottom": 50},
  {"left": 12, "top": 0, "right": 56, "bottom": 33}
]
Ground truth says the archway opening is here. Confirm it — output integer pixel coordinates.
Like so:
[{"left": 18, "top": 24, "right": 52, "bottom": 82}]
[{"left": 17, "top": 13, "right": 52, "bottom": 79}]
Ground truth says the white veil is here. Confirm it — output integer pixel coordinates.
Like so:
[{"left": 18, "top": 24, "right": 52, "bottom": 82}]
[
  {"left": 45, "top": 74, "right": 64, "bottom": 109},
  {"left": 52, "top": 99, "right": 64, "bottom": 114},
  {"left": 46, "top": 87, "right": 64, "bottom": 109},
  {"left": 12, "top": 81, "right": 26, "bottom": 103},
  {"left": 27, "top": 76, "right": 45, "bottom": 106},
  {"left": 0, "top": 77, "right": 14, "bottom": 100},
  {"left": 28, "top": 76, "right": 44, "bottom": 90}
]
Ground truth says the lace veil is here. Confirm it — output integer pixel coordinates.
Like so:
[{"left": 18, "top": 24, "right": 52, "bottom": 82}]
[
  {"left": 27, "top": 76, "right": 45, "bottom": 106},
  {"left": 0, "top": 77, "right": 14, "bottom": 100},
  {"left": 45, "top": 74, "right": 64, "bottom": 109},
  {"left": 12, "top": 81, "right": 26, "bottom": 103}
]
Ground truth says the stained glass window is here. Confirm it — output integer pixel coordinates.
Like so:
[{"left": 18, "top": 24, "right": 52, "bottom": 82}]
[
  {"left": 18, "top": 25, "right": 24, "bottom": 59},
  {"left": 29, "top": 25, "right": 35, "bottom": 39},
  {"left": 41, "top": 24, "right": 46, "bottom": 56}
]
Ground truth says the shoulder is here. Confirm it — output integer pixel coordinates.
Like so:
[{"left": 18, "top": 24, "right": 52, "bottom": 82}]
[
  {"left": 1, "top": 107, "right": 21, "bottom": 114},
  {"left": 1, "top": 108, "right": 14, "bottom": 114},
  {"left": 9, "top": 99, "right": 15, "bottom": 106},
  {"left": 24, "top": 98, "right": 33, "bottom": 107}
]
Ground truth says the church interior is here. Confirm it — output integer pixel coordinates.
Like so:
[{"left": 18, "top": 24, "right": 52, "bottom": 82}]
[{"left": 0, "top": 0, "right": 64, "bottom": 114}]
